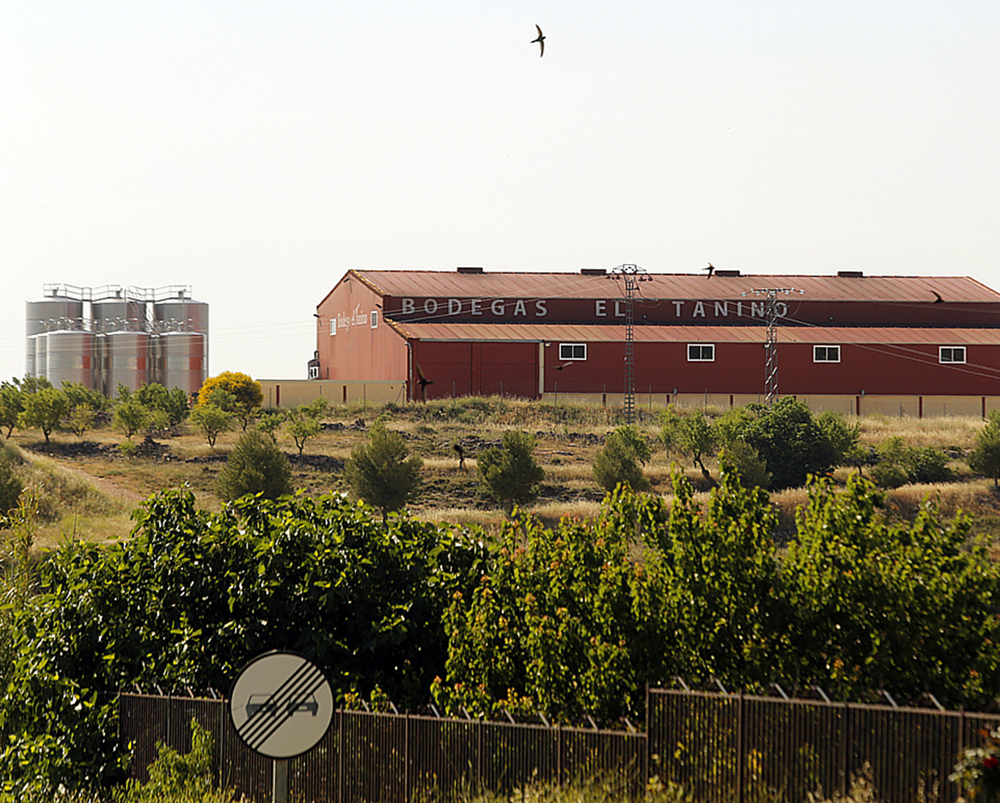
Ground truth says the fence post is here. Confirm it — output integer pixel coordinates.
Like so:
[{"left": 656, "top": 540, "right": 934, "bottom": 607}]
[
  {"left": 840, "top": 702, "right": 850, "bottom": 798},
  {"left": 736, "top": 692, "right": 745, "bottom": 803},
  {"left": 644, "top": 685, "right": 651, "bottom": 787},
  {"left": 404, "top": 712, "right": 410, "bottom": 803},
  {"left": 337, "top": 709, "right": 344, "bottom": 803},
  {"left": 956, "top": 709, "right": 966, "bottom": 800},
  {"left": 557, "top": 724, "right": 563, "bottom": 788}
]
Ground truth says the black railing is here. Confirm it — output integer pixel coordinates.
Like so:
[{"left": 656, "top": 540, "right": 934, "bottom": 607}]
[{"left": 120, "top": 688, "right": 998, "bottom": 803}]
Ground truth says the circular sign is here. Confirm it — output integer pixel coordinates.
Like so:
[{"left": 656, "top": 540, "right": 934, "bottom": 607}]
[{"left": 229, "top": 651, "right": 334, "bottom": 759}]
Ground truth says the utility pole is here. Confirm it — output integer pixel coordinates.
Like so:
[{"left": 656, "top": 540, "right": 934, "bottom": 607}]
[
  {"left": 742, "top": 287, "right": 803, "bottom": 405},
  {"left": 610, "top": 264, "right": 651, "bottom": 424}
]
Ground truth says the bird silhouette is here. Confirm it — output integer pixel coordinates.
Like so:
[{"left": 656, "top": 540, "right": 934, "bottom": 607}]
[
  {"left": 704, "top": 262, "right": 715, "bottom": 279},
  {"left": 932, "top": 290, "right": 944, "bottom": 303},
  {"left": 453, "top": 443, "right": 466, "bottom": 470},
  {"left": 531, "top": 24, "right": 545, "bottom": 57},
  {"left": 415, "top": 363, "right": 433, "bottom": 402}
]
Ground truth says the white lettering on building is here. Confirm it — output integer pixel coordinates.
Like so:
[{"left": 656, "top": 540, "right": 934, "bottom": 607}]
[
  {"left": 595, "top": 300, "right": 606, "bottom": 317},
  {"left": 693, "top": 301, "right": 706, "bottom": 318},
  {"left": 470, "top": 298, "right": 483, "bottom": 315},
  {"left": 491, "top": 299, "right": 505, "bottom": 316},
  {"left": 535, "top": 299, "right": 548, "bottom": 316},
  {"left": 424, "top": 298, "right": 438, "bottom": 315},
  {"left": 673, "top": 301, "right": 685, "bottom": 316},
  {"left": 514, "top": 299, "right": 527, "bottom": 316},
  {"left": 448, "top": 298, "right": 462, "bottom": 315},
  {"left": 402, "top": 298, "right": 415, "bottom": 315}
]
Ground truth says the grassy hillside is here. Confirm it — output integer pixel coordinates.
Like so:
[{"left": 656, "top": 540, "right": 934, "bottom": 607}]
[{"left": 4, "top": 397, "right": 999, "bottom": 549}]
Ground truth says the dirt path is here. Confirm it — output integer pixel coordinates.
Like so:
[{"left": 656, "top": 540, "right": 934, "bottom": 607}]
[{"left": 46, "top": 458, "right": 147, "bottom": 506}]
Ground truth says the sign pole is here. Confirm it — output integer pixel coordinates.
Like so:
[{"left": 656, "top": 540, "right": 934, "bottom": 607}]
[{"left": 273, "top": 759, "right": 289, "bottom": 803}]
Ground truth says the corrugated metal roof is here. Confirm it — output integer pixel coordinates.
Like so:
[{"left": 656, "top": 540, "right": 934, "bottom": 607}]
[
  {"left": 390, "top": 321, "right": 1000, "bottom": 346},
  {"left": 352, "top": 269, "right": 1000, "bottom": 304}
]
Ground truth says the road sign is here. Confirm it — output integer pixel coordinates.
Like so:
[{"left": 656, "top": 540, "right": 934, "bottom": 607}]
[{"left": 229, "top": 651, "right": 334, "bottom": 759}]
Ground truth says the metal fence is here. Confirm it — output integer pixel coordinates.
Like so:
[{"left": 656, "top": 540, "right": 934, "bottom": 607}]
[
  {"left": 120, "top": 688, "right": 999, "bottom": 803},
  {"left": 121, "top": 693, "right": 647, "bottom": 802}
]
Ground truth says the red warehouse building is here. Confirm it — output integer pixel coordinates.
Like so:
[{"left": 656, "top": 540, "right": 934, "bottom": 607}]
[{"left": 312, "top": 267, "right": 1000, "bottom": 416}]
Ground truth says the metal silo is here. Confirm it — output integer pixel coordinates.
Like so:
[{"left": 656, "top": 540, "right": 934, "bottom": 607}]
[
  {"left": 103, "top": 331, "right": 150, "bottom": 394},
  {"left": 25, "top": 336, "right": 36, "bottom": 377},
  {"left": 158, "top": 331, "right": 206, "bottom": 395},
  {"left": 46, "top": 330, "right": 96, "bottom": 389},
  {"left": 154, "top": 290, "right": 209, "bottom": 379},
  {"left": 92, "top": 291, "right": 145, "bottom": 334},
  {"left": 25, "top": 294, "right": 84, "bottom": 337},
  {"left": 33, "top": 334, "right": 47, "bottom": 378}
]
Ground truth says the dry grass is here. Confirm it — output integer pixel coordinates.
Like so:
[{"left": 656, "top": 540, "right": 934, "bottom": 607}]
[{"left": 4, "top": 405, "right": 999, "bottom": 547}]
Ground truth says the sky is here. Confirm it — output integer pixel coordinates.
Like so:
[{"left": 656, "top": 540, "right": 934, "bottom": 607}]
[{"left": 3, "top": 0, "right": 999, "bottom": 382}]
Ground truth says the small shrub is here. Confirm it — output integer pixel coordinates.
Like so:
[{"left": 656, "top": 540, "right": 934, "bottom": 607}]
[
  {"left": 343, "top": 422, "right": 423, "bottom": 523},
  {"left": 722, "top": 441, "right": 771, "bottom": 490},
  {"left": 871, "top": 462, "right": 909, "bottom": 489},
  {"left": 593, "top": 425, "right": 651, "bottom": 492},
  {"left": 0, "top": 444, "right": 22, "bottom": 515},
  {"left": 216, "top": 430, "right": 293, "bottom": 502},
  {"left": 477, "top": 430, "right": 544, "bottom": 513}
]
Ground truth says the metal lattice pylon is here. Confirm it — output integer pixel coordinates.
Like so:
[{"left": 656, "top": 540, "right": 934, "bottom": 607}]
[
  {"left": 742, "top": 287, "right": 804, "bottom": 405},
  {"left": 610, "top": 264, "right": 651, "bottom": 424}
]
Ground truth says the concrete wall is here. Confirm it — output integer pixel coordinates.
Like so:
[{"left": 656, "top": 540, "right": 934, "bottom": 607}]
[{"left": 259, "top": 379, "right": 406, "bottom": 409}]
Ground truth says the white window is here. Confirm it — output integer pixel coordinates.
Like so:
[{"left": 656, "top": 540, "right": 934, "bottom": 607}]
[
  {"left": 814, "top": 345, "right": 841, "bottom": 363},
  {"left": 688, "top": 344, "right": 715, "bottom": 362},
  {"left": 940, "top": 346, "right": 966, "bottom": 364},
  {"left": 559, "top": 343, "right": 587, "bottom": 360},
  {"left": 370, "top": 311, "right": 379, "bottom": 329},
  {"left": 330, "top": 319, "right": 337, "bottom": 335},
  {"left": 308, "top": 365, "right": 320, "bottom": 379}
]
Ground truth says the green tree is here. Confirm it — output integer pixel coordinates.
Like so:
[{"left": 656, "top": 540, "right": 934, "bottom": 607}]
[
  {"left": 136, "top": 382, "right": 191, "bottom": 427},
  {"left": 344, "top": 422, "right": 423, "bottom": 523},
  {"left": 781, "top": 474, "right": 1000, "bottom": 701},
  {"left": 668, "top": 410, "right": 716, "bottom": 479},
  {"left": 18, "top": 387, "right": 70, "bottom": 443},
  {"left": 0, "top": 382, "right": 25, "bottom": 438},
  {"left": 969, "top": 420, "right": 1000, "bottom": 486},
  {"left": 285, "top": 401, "right": 327, "bottom": 455},
  {"left": 60, "top": 381, "right": 109, "bottom": 414},
  {"left": 189, "top": 403, "right": 233, "bottom": 448},
  {"left": 740, "top": 397, "right": 837, "bottom": 490},
  {"left": 197, "top": 372, "right": 263, "bottom": 431},
  {"left": 257, "top": 410, "right": 285, "bottom": 444},
  {"left": 721, "top": 441, "right": 771, "bottom": 489},
  {"left": 477, "top": 430, "right": 545, "bottom": 513},
  {"left": 113, "top": 396, "right": 151, "bottom": 440},
  {"left": 593, "top": 425, "right": 651, "bottom": 492},
  {"left": 216, "top": 430, "right": 293, "bottom": 502},
  {"left": 815, "top": 410, "right": 861, "bottom": 467},
  {"left": 66, "top": 404, "right": 96, "bottom": 438}
]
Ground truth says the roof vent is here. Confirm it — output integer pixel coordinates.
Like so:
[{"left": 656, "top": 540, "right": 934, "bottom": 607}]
[
  {"left": 456, "top": 266, "right": 484, "bottom": 274},
  {"left": 580, "top": 268, "right": 607, "bottom": 276},
  {"left": 837, "top": 270, "right": 864, "bottom": 278},
  {"left": 715, "top": 269, "right": 741, "bottom": 277}
]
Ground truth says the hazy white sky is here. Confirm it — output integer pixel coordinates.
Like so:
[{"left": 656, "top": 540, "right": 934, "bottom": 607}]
[{"left": 3, "top": 0, "right": 998, "bottom": 382}]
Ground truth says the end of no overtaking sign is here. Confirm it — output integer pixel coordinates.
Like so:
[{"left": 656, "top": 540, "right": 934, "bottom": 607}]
[{"left": 229, "top": 651, "right": 334, "bottom": 760}]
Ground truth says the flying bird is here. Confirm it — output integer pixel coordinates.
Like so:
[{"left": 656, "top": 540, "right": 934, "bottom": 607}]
[
  {"left": 932, "top": 290, "right": 944, "bottom": 303},
  {"left": 415, "top": 363, "right": 433, "bottom": 402},
  {"left": 531, "top": 24, "right": 545, "bottom": 57},
  {"left": 704, "top": 262, "right": 715, "bottom": 279}
]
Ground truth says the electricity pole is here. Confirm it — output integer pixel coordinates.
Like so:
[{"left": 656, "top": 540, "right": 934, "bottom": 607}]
[
  {"left": 742, "top": 287, "right": 803, "bottom": 405},
  {"left": 610, "top": 264, "right": 651, "bottom": 424}
]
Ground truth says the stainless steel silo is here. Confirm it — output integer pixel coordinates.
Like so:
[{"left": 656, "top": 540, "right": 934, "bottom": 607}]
[
  {"left": 32, "top": 334, "right": 47, "bottom": 378},
  {"left": 25, "top": 336, "right": 36, "bottom": 377},
  {"left": 45, "top": 330, "right": 97, "bottom": 389},
  {"left": 92, "top": 295, "right": 146, "bottom": 334},
  {"left": 158, "top": 331, "right": 206, "bottom": 395},
  {"left": 102, "top": 331, "right": 150, "bottom": 394}
]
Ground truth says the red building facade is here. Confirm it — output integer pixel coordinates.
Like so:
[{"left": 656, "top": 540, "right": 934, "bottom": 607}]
[{"left": 314, "top": 267, "right": 1000, "bottom": 413}]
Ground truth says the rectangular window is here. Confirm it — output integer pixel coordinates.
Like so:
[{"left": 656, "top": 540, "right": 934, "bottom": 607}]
[
  {"left": 559, "top": 343, "right": 587, "bottom": 360},
  {"left": 814, "top": 345, "right": 841, "bottom": 363},
  {"left": 370, "top": 311, "right": 379, "bottom": 329},
  {"left": 688, "top": 344, "right": 715, "bottom": 362},
  {"left": 330, "top": 319, "right": 337, "bottom": 335},
  {"left": 940, "top": 346, "right": 966, "bottom": 364}
]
